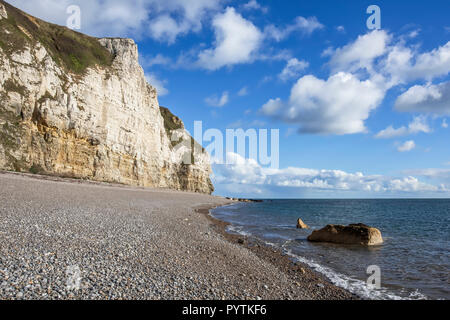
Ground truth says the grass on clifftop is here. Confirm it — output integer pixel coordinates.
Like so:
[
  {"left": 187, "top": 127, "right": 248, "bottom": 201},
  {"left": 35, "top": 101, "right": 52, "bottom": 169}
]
[{"left": 0, "top": 0, "right": 113, "bottom": 74}]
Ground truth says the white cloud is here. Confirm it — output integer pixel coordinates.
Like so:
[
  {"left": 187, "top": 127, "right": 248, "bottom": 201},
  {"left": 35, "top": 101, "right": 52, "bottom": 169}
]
[
  {"left": 383, "top": 42, "right": 450, "bottom": 84},
  {"left": 279, "top": 58, "right": 309, "bottom": 81},
  {"left": 397, "top": 140, "right": 416, "bottom": 152},
  {"left": 140, "top": 54, "right": 172, "bottom": 68},
  {"left": 145, "top": 73, "right": 169, "bottom": 96},
  {"left": 404, "top": 168, "right": 450, "bottom": 185},
  {"left": 147, "top": 0, "right": 222, "bottom": 43},
  {"left": 328, "top": 31, "right": 450, "bottom": 86},
  {"left": 242, "top": 0, "right": 268, "bottom": 13},
  {"left": 395, "top": 81, "right": 450, "bottom": 115},
  {"left": 264, "top": 16, "right": 324, "bottom": 42},
  {"left": 148, "top": 15, "right": 188, "bottom": 44},
  {"left": 261, "top": 72, "right": 385, "bottom": 135},
  {"left": 375, "top": 116, "right": 431, "bottom": 139},
  {"left": 293, "top": 16, "right": 324, "bottom": 35},
  {"left": 260, "top": 98, "right": 283, "bottom": 116},
  {"left": 336, "top": 25, "right": 345, "bottom": 33},
  {"left": 197, "top": 7, "right": 263, "bottom": 70},
  {"left": 376, "top": 126, "right": 408, "bottom": 139},
  {"left": 213, "top": 152, "right": 445, "bottom": 194},
  {"left": 329, "top": 30, "right": 391, "bottom": 74},
  {"left": 443, "top": 119, "right": 448, "bottom": 128},
  {"left": 205, "top": 91, "right": 229, "bottom": 107},
  {"left": 237, "top": 87, "right": 249, "bottom": 97},
  {"left": 261, "top": 30, "right": 450, "bottom": 136},
  {"left": 407, "top": 29, "right": 420, "bottom": 39}
]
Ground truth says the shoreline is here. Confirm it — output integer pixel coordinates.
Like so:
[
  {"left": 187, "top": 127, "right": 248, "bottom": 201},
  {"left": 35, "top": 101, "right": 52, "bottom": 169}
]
[
  {"left": 0, "top": 171, "right": 357, "bottom": 300},
  {"left": 197, "top": 204, "right": 359, "bottom": 300}
]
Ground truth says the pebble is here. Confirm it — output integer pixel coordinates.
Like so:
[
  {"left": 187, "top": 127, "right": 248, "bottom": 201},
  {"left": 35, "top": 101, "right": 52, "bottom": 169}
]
[{"left": 0, "top": 173, "right": 356, "bottom": 300}]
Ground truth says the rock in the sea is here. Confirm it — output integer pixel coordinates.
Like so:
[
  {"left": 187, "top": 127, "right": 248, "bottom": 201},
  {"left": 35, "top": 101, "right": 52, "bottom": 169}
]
[
  {"left": 296, "top": 218, "right": 309, "bottom": 229},
  {"left": 307, "top": 223, "right": 383, "bottom": 246}
]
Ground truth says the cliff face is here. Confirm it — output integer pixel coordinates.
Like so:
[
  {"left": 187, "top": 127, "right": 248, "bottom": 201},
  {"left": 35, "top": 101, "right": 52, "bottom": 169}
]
[{"left": 0, "top": 1, "right": 214, "bottom": 194}]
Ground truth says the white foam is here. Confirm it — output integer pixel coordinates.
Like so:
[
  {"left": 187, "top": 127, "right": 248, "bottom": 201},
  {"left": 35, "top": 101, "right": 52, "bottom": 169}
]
[
  {"left": 282, "top": 248, "right": 428, "bottom": 300},
  {"left": 226, "top": 225, "right": 252, "bottom": 237}
]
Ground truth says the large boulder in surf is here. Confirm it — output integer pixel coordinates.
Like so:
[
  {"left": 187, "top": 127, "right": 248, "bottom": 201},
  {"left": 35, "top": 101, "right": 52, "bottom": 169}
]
[
  {"left": 307, "top": 223, "right": 383, "bottom": 246},
  {"left": 296, "top": 218, "right": 309, "bottom": 229}
]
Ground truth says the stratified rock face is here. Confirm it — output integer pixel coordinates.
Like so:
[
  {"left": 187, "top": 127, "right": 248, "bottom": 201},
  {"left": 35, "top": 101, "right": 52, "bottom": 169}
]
[
  {"left": 307, "top": 223, "right": 383, "bottom": 246},
  {"left": 0, "top": 1, "right": 213, "bottom": 194}
]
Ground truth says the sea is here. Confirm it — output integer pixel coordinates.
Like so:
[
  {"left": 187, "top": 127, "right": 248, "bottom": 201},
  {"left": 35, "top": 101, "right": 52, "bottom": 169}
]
[{"left": 211, "top": 199, "right": 450, "bottom": 300}]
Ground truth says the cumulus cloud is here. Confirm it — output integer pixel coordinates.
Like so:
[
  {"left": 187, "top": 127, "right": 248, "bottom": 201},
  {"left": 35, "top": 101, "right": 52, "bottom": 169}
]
[
  {"left": 278, "top": 58, "right": 309, "bottom": 81},
  {"left": 261, "top": 31, "right": 391, "bottom": 136},
  {"left": 147, "top": 15, "right": 188, "bottom": 44},
  {"left": 140, "top": 54, "right": 172, "bottom": 68},
  {"left": 146, "top": 0, "right": 222, "bottom": 43},
  {"left": 197, "top": 7, "right": 263, "bottom": 70},
  {"left": 397, "top": 140, "right": 416, "bottom": 152},
  {"left": 213, "top": 153, "right": 445, "bottom": 195},
  {"left": 375, "top": 116, "right": 431, "bottom": 139},
  {"left": 260, "top": 98, "right": 283, "bottom": 115},
  {"left": 261, "top": 72, "right": 385, "bottom": 135},
  {"left": 395, "top": 81, "right": 450, "bottom": 115},
  {"left": 264, "top": 16, "right": 324, "bottom": 41},
  {"left": 405, "top": 168, "right": 450, "bottom": 179},
  {"left": 327, "top": 31, "right": 450, "bottom": 87},
  {"left": 383, "top": 42, "right": 450, "bottom": 84},
  {"left": 403, "top": 169, "right": 450, "bottom": 188},
  {"left": 205, "top": 91, "right": 229, "bottom": 107},
  {"left": 329, "top": 30, "right": 391, "bottom": 74},
  {"left": 145, "top": 73, "right": 169, "bottom": 96},
  {"left": 261, "top": 29, "right": 450, "bottom": 136}
]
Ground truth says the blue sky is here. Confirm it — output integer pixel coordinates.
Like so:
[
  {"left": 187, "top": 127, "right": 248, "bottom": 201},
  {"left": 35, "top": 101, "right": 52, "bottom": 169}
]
[{"left": 8, "top": 0, "right": 450, "bottom": 198}]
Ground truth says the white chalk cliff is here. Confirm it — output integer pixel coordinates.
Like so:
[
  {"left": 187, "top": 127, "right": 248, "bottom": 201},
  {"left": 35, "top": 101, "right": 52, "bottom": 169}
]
[{"left": 0, "top": 1, "right": 214, "bottom": 193}]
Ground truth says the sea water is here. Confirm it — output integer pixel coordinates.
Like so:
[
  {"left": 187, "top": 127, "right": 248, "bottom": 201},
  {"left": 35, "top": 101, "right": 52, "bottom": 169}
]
[{"left": 211, "top": 199, "right": 450, "bottom": 300}]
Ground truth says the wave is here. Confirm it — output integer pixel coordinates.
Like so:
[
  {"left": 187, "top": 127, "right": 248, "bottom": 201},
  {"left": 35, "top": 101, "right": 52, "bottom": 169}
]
[
  {"left": 226, "top": 225, "right": 252, "bottom": 237},
  {"left": 281, "top": 244, "right": 428, "bottom": 300}
]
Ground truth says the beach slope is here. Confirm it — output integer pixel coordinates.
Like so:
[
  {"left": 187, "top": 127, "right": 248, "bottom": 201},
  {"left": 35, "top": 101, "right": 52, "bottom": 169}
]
[{"left": 0, "top": 172, "right": 354, "bottom": 300}]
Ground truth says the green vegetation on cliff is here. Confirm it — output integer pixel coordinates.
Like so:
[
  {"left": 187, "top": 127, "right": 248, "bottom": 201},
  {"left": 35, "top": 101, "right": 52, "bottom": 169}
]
[
  {"left": 160, "top": 106, "right": 205, "bottom": 165},
  {"left": 160, "top": 106, "right": 184, "bottom": 142},
  {"left": 0, "top": 0, "right": 113, "bottom": 74}
]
